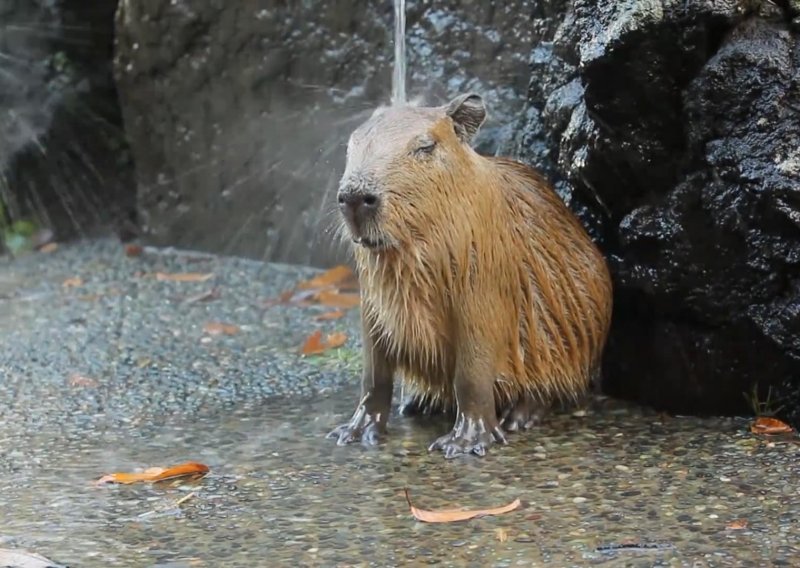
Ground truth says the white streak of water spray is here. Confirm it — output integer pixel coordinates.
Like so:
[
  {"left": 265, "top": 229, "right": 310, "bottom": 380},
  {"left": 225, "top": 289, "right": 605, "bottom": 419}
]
[{"left": 391, "top": 0, "right": 406, "bottom": 106}]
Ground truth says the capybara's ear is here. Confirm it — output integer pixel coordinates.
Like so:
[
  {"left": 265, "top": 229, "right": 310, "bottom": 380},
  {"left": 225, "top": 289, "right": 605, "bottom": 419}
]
[{"left": 445, "top": 93, "right": 487, "bottom": 143}]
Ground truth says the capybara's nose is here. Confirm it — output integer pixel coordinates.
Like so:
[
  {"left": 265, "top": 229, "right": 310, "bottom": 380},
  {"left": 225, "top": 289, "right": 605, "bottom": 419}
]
[{"left": 338, "top": 191, "right": 380, "bottom": 228}]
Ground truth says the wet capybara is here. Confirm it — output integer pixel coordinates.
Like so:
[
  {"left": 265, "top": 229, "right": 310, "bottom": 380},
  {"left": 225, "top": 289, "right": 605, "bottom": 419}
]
[{"left": 327, "top": 93, "right": 613, "bottom": 458}]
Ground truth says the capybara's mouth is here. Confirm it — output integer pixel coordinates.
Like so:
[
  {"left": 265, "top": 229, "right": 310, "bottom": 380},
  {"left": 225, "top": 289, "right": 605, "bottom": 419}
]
[{"left": 353, "top": 235, "right": 389, "bottom": 250}]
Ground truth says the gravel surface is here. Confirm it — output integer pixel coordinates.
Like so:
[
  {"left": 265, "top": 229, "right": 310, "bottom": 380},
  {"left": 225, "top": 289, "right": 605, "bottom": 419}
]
[{"left": 0, "top": 238, "right": 798, "bottom": 568}]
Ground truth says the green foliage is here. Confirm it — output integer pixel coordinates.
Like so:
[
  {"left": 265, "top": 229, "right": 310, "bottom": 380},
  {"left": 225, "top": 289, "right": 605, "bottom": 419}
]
[
  {"left": 744, "top": 383, "right": 785, "bottom": 417},
  {"left": 0, "top": 202, "right": 39, "bottom": 256}
]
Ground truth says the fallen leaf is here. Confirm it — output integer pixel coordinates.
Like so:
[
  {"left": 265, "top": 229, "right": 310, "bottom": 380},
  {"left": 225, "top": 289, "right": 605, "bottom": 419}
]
[
  {"left": 726, "top": 518, "right": 748, "bottom": 530},
  {"left": 68, "top": 373, "right": 97, "bottom": 388},
  {"left": 325, "top": 331, "right": 348, "bottom": 349},
  {"left": 155, "top": 272, "right": 213, "bottom": 283},
  {"left": 300, "top": 330, "right": 349, "bottom": 355},
  {"left": 203, "top": 321, "right": 240, "bottom": 336},
  {"left": 39, "top": 242, "right": 58, "bottom": 254},
  {"left": 184, "top": 287, "right": 221, "bottom": 304},
  {"left": 750, "top": 416, "right": 794, "bottom": 435},
  {"left": 315, "top": 289, "right": 361, "bottom": 308},
  {"left": 62, "top": 276, "right": 83, "bottom": 288},
  {"left": 0, "top": 548, "right": 65, "bottom": 568},
  {"left": 495, "top": 528, "right": 509, "bottom": 542},
  {"left": 298, "top": 265, "right": 356, "bottom": 290},
  {"left": 124, "top": 243, "right": 143, "bottom": 257},
  {"left": 404, "top": 488, "right": 522, "bottom": 523},
  {"left": 315, "top": 309, "right": 345, "bottom": 321},
  {"left": 96, "top": 461, "right": 210, "bottom": 485}
]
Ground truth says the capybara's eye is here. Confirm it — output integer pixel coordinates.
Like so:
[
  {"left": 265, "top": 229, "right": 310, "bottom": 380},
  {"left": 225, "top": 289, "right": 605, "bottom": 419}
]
[{"left": 414, "top": 141, "right": 436, "bottom": 156}]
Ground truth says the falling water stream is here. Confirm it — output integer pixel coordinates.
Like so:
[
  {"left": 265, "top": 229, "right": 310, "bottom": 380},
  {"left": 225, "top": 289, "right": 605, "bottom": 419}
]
[{"left": 391, "top": 0, "right": 406, "bottom": 105}]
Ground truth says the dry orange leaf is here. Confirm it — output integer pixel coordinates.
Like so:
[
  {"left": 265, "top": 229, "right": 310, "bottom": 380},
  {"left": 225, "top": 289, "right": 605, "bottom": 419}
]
[
  {"left": 750, "top": 416, "right": 794, "bottom": 435},
  {"left": 300, "top": 330, "right": 348, "bottom": 355},
  {"left": 298, "top": 265, "right": 356, "bottom": 290},
  {"left": 203, "top": 321, "right": 240, "bottom": 336},
  {"left": 96, "top": 461, "right": 210, "bottom": 485},
  {"left": 315, "top": 289, "right": 361, "bottom": 308},
  {"left": 39, "top": 242, "right": 58, "bottom": 254},
  {"left": 315, "top": 309, "right": 345, "bottom": 321},
  {"left": 404, "top": 488, "right": 522, "bottom": 523},
  {"left": 62, "top": 276, "right": 83, "bottom": 288},
  {"left": 726, "top": 519, "right": 748, "bottom": 530},
  {"left": 155, "top": 272, "right": 213, "bottom": 283},
  {"left": 124, "top": 243, "right": 143, "bottom": 257}
]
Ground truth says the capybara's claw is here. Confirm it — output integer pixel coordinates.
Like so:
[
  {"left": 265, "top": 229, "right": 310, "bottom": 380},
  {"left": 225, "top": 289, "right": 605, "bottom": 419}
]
[
  {"left": 428, "top": 422, "right": 507, "bottom": 459},
  {"left": 499, "top": 397, "right": 547, "bottom": 432},
  {"left": 326, "top": 419, "right": 383, "bottom": 447}
]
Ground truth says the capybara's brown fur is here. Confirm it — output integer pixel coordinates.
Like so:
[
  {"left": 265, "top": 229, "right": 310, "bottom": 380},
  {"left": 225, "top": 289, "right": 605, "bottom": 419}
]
[{"left": 327, "top": 93, "right": 613, "bottom": 458}]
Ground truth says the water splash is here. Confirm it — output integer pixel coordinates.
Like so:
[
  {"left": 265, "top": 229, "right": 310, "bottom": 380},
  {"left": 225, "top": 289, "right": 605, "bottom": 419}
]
[{"left": 391, "top": 0, "right": 406, "bottom": 106}]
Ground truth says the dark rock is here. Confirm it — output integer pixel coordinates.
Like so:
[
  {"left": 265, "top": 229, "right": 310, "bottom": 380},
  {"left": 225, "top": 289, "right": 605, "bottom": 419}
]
[
  {"left": 113, "top": 1, "right": 536, "bottom": 265},
  {"left": 112, "top": 0, "right": 799, "bottom": 423},
  {"left": 514, "top": 1, "right": 800, "bottom": 424},
  {"left": 0, "top": 0, "right": 135, "bottom": 245}
]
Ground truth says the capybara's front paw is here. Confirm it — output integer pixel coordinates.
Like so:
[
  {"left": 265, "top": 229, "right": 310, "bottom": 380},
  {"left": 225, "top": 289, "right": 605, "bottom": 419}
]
[
  {"left": 326, "top": 405, "right": 387, "bottom": 447},
  {"left": 326, "top": 420, "right": 383, "bottom": 446},
  {"left": 428, "top": 415, "right": 507, "bottom": 458}
]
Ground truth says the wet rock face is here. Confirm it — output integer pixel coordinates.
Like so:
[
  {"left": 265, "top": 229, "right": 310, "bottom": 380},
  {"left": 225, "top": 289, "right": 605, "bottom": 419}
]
[
  {"left": 0, "top": 0, "right": 134, "bottom": 242},
  {"left": 113, "top": 1, "right": 535, "bottom": 265},
  {"left": 513, "top": 1, "right": 800, "bottom": 422}
]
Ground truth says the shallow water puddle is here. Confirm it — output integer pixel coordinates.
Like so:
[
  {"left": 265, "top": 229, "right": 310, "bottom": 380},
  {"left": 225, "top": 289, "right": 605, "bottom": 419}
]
[{"left": 1, "top": 389, "right": 798, "bottom": 567}]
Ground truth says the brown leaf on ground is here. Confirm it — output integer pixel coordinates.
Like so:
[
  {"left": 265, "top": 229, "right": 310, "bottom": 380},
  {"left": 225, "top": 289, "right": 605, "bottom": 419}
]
[
  {"left": 298, "top": 265, "right": 356, "bottom": 290},
  {"left": 750, "top": 416, "right": 794, "bottom": 435},
  {"left": 95, "top": 461, "right": 210, "bottom": 485},
  {"left": 62, "top": 276, "right": 83, "bottom": 288},
  {"left": 315, "top": 309, "right": 345, "bottom": 321},
  {"left": 155, "top": 272, "right": 214, "bottom": 283},
  {"left": 300, "top": 330, "right": 348, "bottom": 355},
  {"left": 184, "top": 287, "right": 222, "bottom": 304},
  {"left": 68, "top": 373, "right": 98, "bottom": 388},
  {"left": 726, "top": 519, "right": 748, "bottom": 530},
  {"left": 495, "top": 528, "right": 509, "bottom": 542},
  {"left": 124, "top": 243, "right": 143, "bottom": 257},
  {"left": 404, "top": 488, "right": 522, "bottom": 523},
  {"left": 315, "top": 289, "right": 361, "bottom": 308},
  {"left": 39, "top": 242, "right": 58, "bottom": 254},
  {"left": 203, "top": 321, "right": 240, "bottom": 336}
]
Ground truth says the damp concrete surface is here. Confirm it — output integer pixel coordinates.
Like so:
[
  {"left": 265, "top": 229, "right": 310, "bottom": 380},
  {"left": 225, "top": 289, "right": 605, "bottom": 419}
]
[{"left": 0, "top": 238, "right": 797, "bottom": 567}]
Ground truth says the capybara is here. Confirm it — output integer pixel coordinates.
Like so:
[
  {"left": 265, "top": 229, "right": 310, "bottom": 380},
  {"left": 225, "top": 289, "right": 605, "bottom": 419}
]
[{"left": 327, "top": 92, "right": 613, "bottom": 458}]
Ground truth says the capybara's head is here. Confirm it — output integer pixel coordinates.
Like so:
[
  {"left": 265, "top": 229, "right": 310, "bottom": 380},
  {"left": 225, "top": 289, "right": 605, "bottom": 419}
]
[{"left": 337, "top": 93, "right": 487, "bottom": 251}]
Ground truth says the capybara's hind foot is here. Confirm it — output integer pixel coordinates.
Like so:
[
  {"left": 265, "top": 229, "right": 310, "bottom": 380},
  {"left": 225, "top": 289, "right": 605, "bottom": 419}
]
[
  {"left": 428, "top": 414, "right": 507, "bottom": 459},
  {"left": 499, "top": 396, "right": 548, "bottom": 432}
]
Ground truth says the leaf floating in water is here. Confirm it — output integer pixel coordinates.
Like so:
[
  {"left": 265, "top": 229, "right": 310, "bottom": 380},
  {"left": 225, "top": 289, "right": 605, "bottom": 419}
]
[
  {"left": 403, "top": 488, "right": 522, "bottom": 523},
  {"left": 750, "top": 416, "right": 794, "bottom": 435},
  {"left": 726, "top": 518, "right": 748, "bottom": 530},
  {"left": 155, "top": 272, "right": 214, "bottom": 283},
  {"left": 202, "top": 321, "right": 240, "bottom": 336},
  {"left": 96, "top": 461, "right": 210, "bottom": 485},
  {"left": 300, "top": 330, "right": 349, "bottom": 355},
  {"left": 0, "top": 548, "right": 66, "bottom": 568}
]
